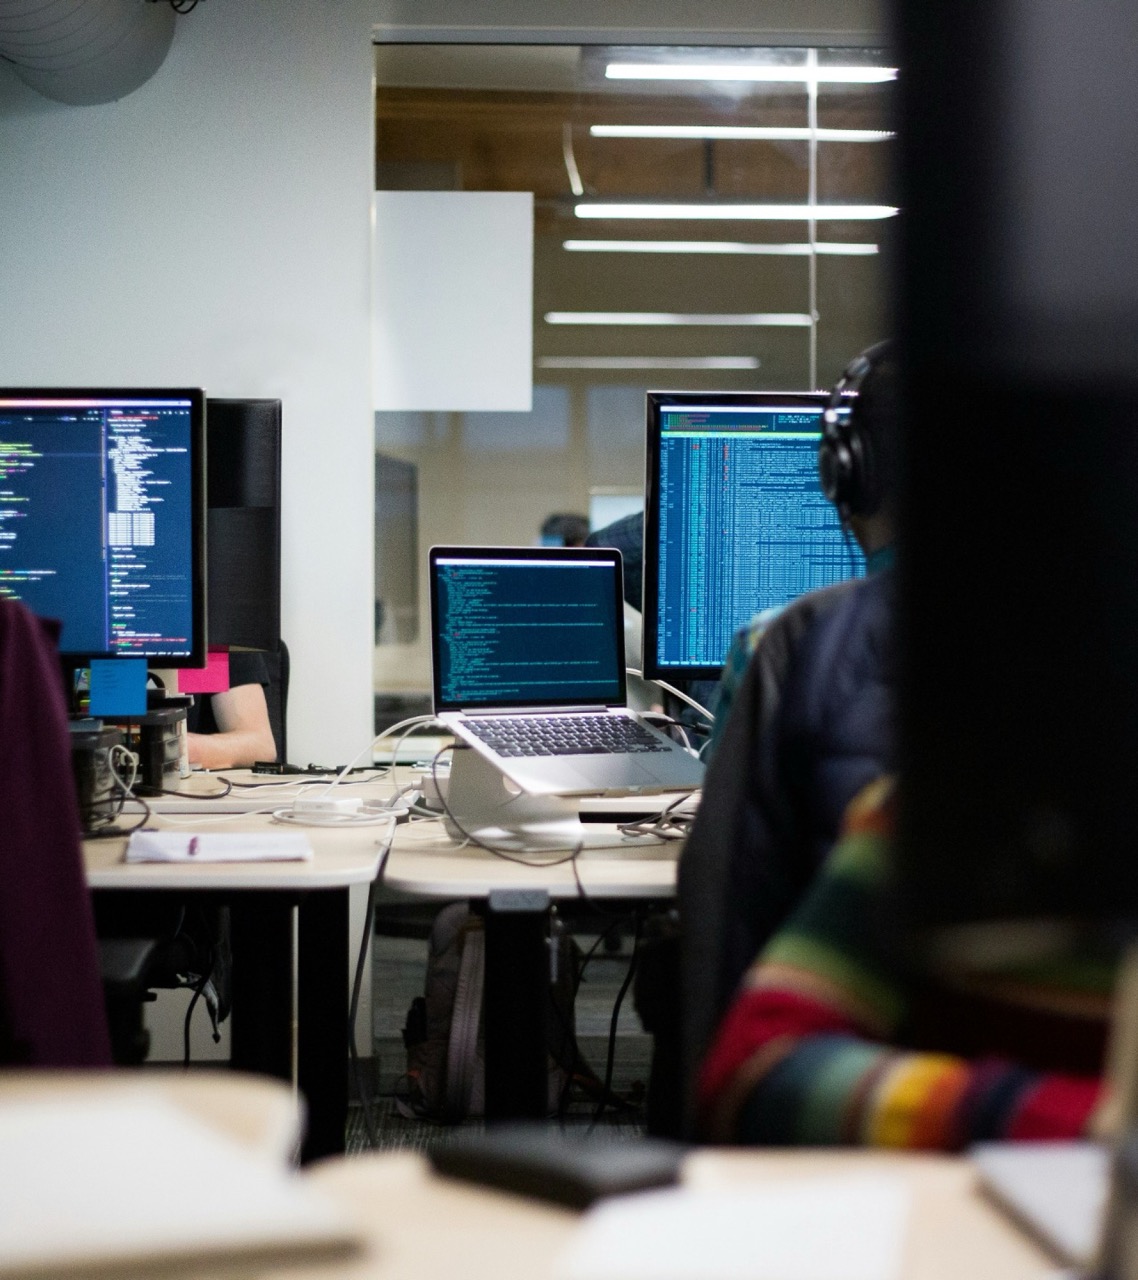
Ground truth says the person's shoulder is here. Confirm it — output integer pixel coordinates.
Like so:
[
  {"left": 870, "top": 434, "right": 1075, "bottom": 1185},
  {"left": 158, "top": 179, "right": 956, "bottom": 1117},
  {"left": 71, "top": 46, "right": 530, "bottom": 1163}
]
[{"left": 757, "top": 578, "right": 860, "bottom": 662}]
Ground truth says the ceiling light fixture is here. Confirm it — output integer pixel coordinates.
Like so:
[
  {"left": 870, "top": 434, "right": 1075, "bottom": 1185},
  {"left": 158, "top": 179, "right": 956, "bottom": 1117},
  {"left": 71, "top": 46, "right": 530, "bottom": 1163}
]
[
  {"left": 590, "top": 125, "right": 894, "bottom": 142},
  {"left": 538, "top": 356, "right": 761, "bottom": 370},
  {"left": 574, "top": 202, "right": 898, "bottom": 221},
  {"left": 543, "top": 312, "right": 812, "bottom": 326},
  {"left": 562, "top": 239, "right": 879, "bottom": 256},
  {"left": 605, "top": 62, "right": 897, "bottom": 84}
]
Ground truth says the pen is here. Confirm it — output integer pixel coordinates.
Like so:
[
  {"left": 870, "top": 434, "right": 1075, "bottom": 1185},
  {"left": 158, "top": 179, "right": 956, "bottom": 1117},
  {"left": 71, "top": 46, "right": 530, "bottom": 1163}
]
[{"left": 188, "top": 836, "right": 199, "bottom": 857}]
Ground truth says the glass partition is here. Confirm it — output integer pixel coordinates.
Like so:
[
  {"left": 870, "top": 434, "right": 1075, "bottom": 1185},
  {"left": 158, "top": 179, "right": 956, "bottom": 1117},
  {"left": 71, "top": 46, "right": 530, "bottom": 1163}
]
[{"left": 373, "top": 43, "right": 895, "bottom": 704}]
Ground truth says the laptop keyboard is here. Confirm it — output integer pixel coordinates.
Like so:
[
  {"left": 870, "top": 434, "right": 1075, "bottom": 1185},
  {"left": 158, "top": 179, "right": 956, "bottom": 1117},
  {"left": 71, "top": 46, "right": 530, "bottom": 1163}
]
[{"left": 464, "top": 714, "right": 672, "bottom": 757}]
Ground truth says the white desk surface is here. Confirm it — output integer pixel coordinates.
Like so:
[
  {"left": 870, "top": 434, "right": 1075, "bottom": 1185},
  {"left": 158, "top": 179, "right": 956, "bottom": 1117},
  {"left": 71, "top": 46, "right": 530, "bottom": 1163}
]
[
  {"left": 83, "top": 811, "right": 386, "bottom": 890},
  {"left": 269, "top": 1149, "right": 1054, "bottom": 1280},
  {"left": 382, "top": 816, "right": 678, "bottom": 900},
  {"left": 86, "top": 776, "right": 677, "bottom": 896}
]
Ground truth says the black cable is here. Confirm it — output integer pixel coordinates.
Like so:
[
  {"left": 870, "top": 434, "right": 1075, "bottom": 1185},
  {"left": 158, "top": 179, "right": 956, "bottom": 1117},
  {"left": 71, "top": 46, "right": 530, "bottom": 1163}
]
[
  {"left": 587, "top": 911, "right": 643, "bottom": 1133},
  {"left": 182, "top": 956, "right": 216, "bottom": 1069},
  {"left": 88, "top": 786, "right": 153, "bottom": 837},
  {"left": 555, "top": 913, "right": 631, "bottom": 1122},
  {"left": 156, "top": 778, "right": 233, "bottom": 799},
  {"left": 227, "top": 773, "right": 388, "bottom": 790}
]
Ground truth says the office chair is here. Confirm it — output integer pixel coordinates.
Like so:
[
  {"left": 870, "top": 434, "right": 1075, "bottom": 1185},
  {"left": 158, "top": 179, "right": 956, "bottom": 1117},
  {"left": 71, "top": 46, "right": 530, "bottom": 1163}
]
[
  {"left": 0, "top": 600, "right": 112, "bottom": 1067},
  {"left": 262, "top": 640, "right": 290, "bottom": 765},
  {"left": 96, "top": 642, "right": 287, "bottom": 1066}
]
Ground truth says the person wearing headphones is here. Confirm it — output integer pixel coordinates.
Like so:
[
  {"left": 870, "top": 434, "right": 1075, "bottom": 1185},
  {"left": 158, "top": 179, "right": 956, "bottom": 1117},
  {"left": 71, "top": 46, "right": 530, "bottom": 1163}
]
[
  {"left": 705, "top": 342, "right": 896, "bottom": 758},
  {"left": 673, "top": 341, "right": 900, "bottom": 1128}
]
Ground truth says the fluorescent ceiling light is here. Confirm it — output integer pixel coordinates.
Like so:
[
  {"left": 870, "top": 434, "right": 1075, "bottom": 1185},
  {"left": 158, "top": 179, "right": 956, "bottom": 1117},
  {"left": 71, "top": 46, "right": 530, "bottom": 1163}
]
[
  {"left": 544, "top": 312, "right": 812, "bottom": 327},
  {"left": 606, "top": 62, "right": 897, "bottom": 84},
  {"left": 563, "top": 239, "right": 879, "bottom": 256},
  {"left": 574, "top": 202, "right": 898, "bottom": 221},
  {"left": 538, "top": 356, "right": 761, "bottom": 370},
  {"left": 590, "top": 125, "right": 894, "bottom": 142}
]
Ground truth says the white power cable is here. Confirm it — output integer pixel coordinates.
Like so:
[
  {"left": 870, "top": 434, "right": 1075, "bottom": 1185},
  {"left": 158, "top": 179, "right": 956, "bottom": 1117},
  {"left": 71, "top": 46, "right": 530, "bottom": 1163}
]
[
  {"left": 626, "top": 668, "right": 714, "bottom": 723},
  {"left": 276, "top": 715, "right": 442, "bottom": 827}
]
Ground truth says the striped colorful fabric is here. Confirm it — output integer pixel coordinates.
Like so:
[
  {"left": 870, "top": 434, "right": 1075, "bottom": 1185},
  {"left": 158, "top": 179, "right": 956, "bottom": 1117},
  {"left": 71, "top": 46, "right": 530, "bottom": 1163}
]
[{"left": 697, "top": 777, "right": 1103, "bottom": 1148}]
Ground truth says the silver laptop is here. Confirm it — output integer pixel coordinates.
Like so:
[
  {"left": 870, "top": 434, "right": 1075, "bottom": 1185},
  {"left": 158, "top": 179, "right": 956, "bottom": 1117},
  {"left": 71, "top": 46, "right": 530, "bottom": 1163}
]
[{"left": 429, "top": 545, "right": 704, "bottom": 797}]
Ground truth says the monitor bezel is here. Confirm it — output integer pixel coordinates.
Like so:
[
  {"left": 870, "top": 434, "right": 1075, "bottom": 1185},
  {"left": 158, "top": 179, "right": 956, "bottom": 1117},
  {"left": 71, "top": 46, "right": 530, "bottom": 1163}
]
[
  {"left": 0, "top": 387, "right": 208, "bottom": 667},
  {"left": 428, "top": 543, "right": 628, "bottom": 713},
  {"left": 642, "top": 389, "right": 834, "bottom": 682}
]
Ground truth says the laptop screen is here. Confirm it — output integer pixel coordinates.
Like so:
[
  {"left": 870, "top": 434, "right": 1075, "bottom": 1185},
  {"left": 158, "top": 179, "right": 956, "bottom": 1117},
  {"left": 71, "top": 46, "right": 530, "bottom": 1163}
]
[{"left": 430, "top": 546, "right": 626, "bottom": 712}]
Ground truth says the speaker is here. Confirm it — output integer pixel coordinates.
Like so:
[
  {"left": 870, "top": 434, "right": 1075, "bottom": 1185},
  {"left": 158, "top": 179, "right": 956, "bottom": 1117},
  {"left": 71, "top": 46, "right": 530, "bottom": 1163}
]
[{"left": 205, "top": 399, "right": 281, "bottom": 651}]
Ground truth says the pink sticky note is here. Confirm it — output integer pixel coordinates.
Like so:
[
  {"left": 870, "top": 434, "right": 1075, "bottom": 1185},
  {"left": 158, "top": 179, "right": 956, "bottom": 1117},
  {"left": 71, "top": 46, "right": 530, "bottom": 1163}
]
[{"left": 177, "top": 648, "right": 231, "bottom": 695}]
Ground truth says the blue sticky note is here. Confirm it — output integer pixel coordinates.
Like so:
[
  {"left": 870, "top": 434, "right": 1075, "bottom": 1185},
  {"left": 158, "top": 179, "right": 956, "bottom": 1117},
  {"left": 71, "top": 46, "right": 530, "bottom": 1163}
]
[{"left": 89, "top": 658, "right": 149, "bottom": 717}]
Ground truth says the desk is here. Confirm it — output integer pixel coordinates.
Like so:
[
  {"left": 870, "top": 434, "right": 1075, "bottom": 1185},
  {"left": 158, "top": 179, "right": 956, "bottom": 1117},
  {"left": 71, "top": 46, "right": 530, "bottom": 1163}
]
[
  {"left": 271, "top": 1148, "right": 1054, "bottom": 1280},
  {"left": 383, "top": 816, "right": 678, "bottom": 900},
  {"left": 84, "top": 814, "right": 383, "bottom": 1162},
  {"left": 384, "top": 819, "right": 678, "bottom": 1118}
]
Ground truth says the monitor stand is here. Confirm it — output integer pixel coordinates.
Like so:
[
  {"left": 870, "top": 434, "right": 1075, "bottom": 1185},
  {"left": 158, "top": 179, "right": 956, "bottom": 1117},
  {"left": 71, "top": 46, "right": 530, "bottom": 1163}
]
[{"left": 443, "top": 747, "right": 624, "bottom": 853}]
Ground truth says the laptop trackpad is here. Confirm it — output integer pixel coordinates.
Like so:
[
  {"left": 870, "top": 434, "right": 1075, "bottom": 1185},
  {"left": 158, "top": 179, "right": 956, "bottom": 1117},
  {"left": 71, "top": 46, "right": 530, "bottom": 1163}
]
[{"left": 570, "top": 757, "right": 658, "bottom": 790}]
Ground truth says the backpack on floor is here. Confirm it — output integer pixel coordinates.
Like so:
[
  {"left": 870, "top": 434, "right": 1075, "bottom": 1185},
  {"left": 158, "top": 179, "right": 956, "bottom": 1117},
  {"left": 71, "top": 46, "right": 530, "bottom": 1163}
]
[{"left": 398, "top": 902, "right": 579, "bottom": 1121}]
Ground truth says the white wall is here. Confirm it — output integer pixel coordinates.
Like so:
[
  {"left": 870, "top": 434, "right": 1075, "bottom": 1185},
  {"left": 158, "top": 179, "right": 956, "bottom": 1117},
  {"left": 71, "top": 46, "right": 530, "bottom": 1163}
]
[{"left": 0, "top": 0, "right": 375, "bottom": 764}]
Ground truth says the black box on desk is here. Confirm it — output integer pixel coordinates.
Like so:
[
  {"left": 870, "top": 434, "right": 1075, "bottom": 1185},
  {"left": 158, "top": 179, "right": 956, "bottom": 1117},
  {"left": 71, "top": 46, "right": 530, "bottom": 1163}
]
[
  {"left": 106, "top": 698, "right": 191, "bottom": 794},
  {"left": 68, "top": 720, "right": 125, "bottom": 833}
]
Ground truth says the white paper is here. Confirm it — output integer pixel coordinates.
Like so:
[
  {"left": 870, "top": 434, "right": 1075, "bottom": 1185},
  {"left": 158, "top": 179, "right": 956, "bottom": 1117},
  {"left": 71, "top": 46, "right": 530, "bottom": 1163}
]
[
  {"left": 126, "top": 830, "right": 314, "bottom": 863},
  {"left": 555, "top": 1178, "right": 910, "bottom": 1280},
  {"left": 0, "top": 1096, "right": 355, "bottom": 1275}
]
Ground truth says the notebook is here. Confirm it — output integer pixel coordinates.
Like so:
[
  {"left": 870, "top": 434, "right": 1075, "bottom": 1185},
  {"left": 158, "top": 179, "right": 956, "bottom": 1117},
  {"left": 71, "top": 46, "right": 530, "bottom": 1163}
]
[{"left": 429, "top": 545, "right": 705, "bottom": 797}]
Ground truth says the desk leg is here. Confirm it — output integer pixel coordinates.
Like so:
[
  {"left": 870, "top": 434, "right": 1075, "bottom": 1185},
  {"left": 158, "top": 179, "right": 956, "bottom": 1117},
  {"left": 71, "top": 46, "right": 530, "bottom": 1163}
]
[
  {"left": 229, "top": 894, "right": 293, "bottom": 1083},
  {"left": 297, "top": 888, "right": 349, "bottom": 1162},
  {"left": 482, "top": 889, "right": 550, "bottom": 1121}
]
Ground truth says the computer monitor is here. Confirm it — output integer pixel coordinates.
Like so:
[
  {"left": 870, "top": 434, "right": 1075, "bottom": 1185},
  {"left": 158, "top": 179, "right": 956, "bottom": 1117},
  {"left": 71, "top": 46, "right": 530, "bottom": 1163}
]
[
  {"left": 0, "top": 388, "right": 207, "bottom": 665},
  {"left": 642, "top": 391, "right": 864, "bottom": 681}
]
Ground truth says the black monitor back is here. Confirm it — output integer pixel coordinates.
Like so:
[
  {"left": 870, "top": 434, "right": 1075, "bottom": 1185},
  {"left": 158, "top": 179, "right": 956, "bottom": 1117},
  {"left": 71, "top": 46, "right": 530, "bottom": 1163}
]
[{"left": 206, "top": 398, "right": 281, "bottom": 652}]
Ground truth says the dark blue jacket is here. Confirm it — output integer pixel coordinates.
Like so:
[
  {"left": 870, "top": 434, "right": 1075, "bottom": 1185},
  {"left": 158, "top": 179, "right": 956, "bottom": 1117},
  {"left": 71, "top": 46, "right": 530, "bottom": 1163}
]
[{"left": 679, "top": 569, "right": 895, "bottom": 1097}]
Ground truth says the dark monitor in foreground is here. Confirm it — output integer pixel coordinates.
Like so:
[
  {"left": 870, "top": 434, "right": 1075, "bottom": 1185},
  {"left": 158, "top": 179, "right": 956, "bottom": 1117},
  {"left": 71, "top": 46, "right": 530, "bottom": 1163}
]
[
  {"left": 894, "top": 1, "right": 1138, "bottom": 954},
  {"left": 643, "top": 391, "right": 864, "bottom": 681},
  {"left": 0, "top": 389, "right": 206, "bottom": 665}
]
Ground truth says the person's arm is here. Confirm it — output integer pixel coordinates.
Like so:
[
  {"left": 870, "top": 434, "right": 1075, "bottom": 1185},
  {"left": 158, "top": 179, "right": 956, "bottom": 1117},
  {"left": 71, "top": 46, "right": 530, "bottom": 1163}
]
[
  {"left": 697, "top": 778, "right": 1102, "bottom": 1149},
  {"left": 187, "top": 682, "right": 276, "bottom": 769}
]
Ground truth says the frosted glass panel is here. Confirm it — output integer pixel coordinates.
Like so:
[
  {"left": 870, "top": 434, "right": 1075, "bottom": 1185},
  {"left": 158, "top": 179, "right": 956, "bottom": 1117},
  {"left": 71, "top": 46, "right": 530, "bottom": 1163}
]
[{"left": 373, "top": 191, "right": 533, "bottom": 411}]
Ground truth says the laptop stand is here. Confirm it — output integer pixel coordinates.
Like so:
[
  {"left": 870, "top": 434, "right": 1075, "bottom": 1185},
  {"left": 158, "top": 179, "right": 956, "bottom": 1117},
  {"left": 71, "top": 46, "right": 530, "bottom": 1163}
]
[{"left": 444, "top": 747, "right": 621, "bottom": 852}]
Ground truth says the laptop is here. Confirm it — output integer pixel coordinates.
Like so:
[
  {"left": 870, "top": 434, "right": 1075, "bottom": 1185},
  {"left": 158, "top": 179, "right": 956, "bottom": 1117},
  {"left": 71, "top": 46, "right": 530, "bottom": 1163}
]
[{"left": 429, "top": 545, "right": 705, "bottom": 797}]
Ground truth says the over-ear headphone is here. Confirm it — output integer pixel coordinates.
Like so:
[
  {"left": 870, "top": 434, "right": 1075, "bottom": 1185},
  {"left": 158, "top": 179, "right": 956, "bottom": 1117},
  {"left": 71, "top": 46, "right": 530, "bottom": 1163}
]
[{"left": 818, "top": 339, "right": 893, "bottom": 520}]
